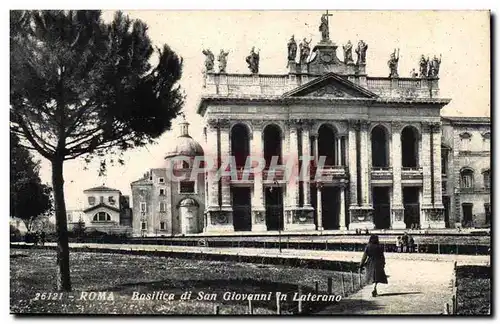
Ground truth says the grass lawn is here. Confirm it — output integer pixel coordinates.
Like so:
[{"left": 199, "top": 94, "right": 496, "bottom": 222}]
[
  {"left": 11, "top": 248, "right": 351, "bottom": 315},
  {"left": 456, "top": 265, "right": 491, "bottom": 315}
]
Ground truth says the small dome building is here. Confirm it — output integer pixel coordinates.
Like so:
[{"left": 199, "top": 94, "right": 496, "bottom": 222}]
[{"left": 130, "top": 119, "right": 205, "bottom": 236}]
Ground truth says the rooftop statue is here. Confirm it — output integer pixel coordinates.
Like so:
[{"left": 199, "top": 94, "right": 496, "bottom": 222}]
[
  {"left": 343, "top": 40, "right": 354, "bottom": 64},
  {"left": 202, "top": 49, "right": 215, "bottom": 72},
  {"left": 218, "top": 49, "right": 229, "bottom": 73},
  {"left": 299, "top": 38, "right": 312, "bottom": 64},
  {"left": 429, "top": 54, "right": 442, "bottom": 78},
  {"left": 287, "top": 35, "right": 297, "bottom": 62},
  {"left": 419, "top": 54, "right": 428, "bottom": 78},
  {"left": 246, "top": 47, "right": 260, "bottom": 74},
  {"left": 355, "top": 40, "right": 368, "bottom": 65},
  {"left": 388, "top": 48, "right": 400, "bottom": 78},
  {"left": 319, "top": 10, "right": 332, "bottom": 42}
]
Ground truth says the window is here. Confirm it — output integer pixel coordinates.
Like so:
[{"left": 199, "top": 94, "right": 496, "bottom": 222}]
[
  {"left": 482, "top": 132, "right": 490, "bottom": 151},
  {"left": 88, "top": 196, "right": 96, "bottom": 205},
  {"left": 459, "top": 132, "right": 472, "bottom": 151},
  {"left": 160, "top": 221, "right": 165, "bottom": 230},
  {"left": 100, "top": 196, "right": 104, "bottom": 203},
  {"left": 140, "top": 202, "right": 147, "bottom": 212},
  {"left": 180, "top": 181, "right": 195, "bottom": 193},
  {"left": 441, "top": 147, "right": 449, "bottom": 175},
  {"left": 483, "top": 170, "right": 490, "bottom": 189},
  {"left": 182, "top": 161, "right": 190, "bottom": 169},
  {"left": 141, "top": 221, "right": 147, "bottom": 230},
  {"left": 158, "top": 177, "right": 165, "bottom": 184},
  {"left": 67, "top": 213, "right": 73, "bottom": 223},
  {"left": 159, "top": 189, "right": 165, "bottom": 196},
  {"left": 108, "top": 196, "right": 116, "bottom": 205},
  {"left": 93, "top": 212, "right": 111, "bottom": 222},
  {"left": 159, "top": 202, "right": 166, "bottom": 212},
  {"left": 460, "top": 169, "right": 474, "bottom": 188},
  {"left": 484, "top": 203, "right": 491, "bottom": 224}
]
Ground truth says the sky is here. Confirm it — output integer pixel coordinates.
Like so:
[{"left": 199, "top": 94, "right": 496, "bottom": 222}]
[{"left": 34, "top": 10, "right": 490, "bottom": 210}]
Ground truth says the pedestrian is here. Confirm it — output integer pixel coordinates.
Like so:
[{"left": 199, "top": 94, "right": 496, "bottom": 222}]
[
  {"left": 408, "top": 235, "right": 415, "bottom": 253},
  {"left": 40, "top": 230, "right": 46, "bottom": 246},
  {"left": 359, "top": 234, "right": 388, "bottom": 297},
  {"left": 401, "top": 232, "right": 409, "bottom": 253},
  {"left": 396, "top": 236, "right": 402, "bottom": 252}
]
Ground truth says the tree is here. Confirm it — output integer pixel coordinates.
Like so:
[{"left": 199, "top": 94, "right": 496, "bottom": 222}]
[
  {"left": 10, "top": 133, "right": 53, "bottom": 232},
  {"left": 10, "top": 10, "right": 184, "bottom": 291}
]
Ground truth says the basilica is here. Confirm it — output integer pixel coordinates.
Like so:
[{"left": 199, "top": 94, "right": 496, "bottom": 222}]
[{"left": 129, "top": 14, "right": 490, "bottom": 236}]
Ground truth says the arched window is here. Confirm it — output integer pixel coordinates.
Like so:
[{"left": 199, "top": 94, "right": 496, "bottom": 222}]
[
  {"left": 460, "top": 168, "right": 474, "bottom": 188},
  {"left": 371, "top": 125, "right": 389, "bottom": 168},
  {"left": 231, "top": 124, "right": 250, "bottom": 168},
  {"left": 317, "top": 124, "right": 337, "bottom": 167},
  {"left": 263, "top": 124, "right": 282, "bottom": 167},
  {"left": 459, "top": 132, "right": 472, "bottom": 151},
  {"left": 401, "top": 126, "right": 419, "bottom": 168},
  {"left": 93, "top": 212, "right": 111, "bottom": 222},
  {"left": 482, "top": 169, "right": 490, "bottom": 189},
  {"left": 482, "top": 132, "right": 491, "bottom": 151}
]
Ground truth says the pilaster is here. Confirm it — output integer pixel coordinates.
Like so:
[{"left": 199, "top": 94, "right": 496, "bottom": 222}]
[{"left": 391, "top": 122, "right": 406, "bottom": 229}]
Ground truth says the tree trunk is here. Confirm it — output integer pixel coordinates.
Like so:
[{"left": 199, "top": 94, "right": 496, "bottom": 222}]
[{"left": 51, "top": 157, "right": 71, "bottom": 291}]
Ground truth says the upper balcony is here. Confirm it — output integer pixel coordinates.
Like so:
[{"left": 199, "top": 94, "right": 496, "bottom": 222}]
[{"left": 401, "top": 167, "right": 423, "bottom": 181}]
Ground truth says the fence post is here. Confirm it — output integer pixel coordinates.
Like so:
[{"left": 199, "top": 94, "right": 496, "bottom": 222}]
[
  {"left": 358, "top": 270, "right": 362, "bottom": 288},
  {"left": 327, "top": 277, "right": 333, "bottom": 294},
  {"left": 451, "top": 294, "right": 456, "bottom": 314},
  {"left": 297, "top": 285, "right": 303, "bottom": 314},
  {"left": 214, "top": 305, "right": 220, "bottom": 314},
  {"left": 248, "top": 299, "right": 253, "bottom": 315},
  {"left": 276, "top": 293, "right": 281, "bottom": 315},
  {"left": 350, "top": 271, "right": 355, "bottom": 292},
  {"left": 444, "top": 303, "right": 450, "bottom": 315},
  {"left": 315, "top": 281, "right": 319, "bottom": 293},
  {"left": 341, "top": 274, "right": 346, "bottom": 297},
  {"left": 437, "top": 243, "right": 440, "bottom": 254},
  {"left": 452, "top": 286, "right": 458, "bottom": 313}
]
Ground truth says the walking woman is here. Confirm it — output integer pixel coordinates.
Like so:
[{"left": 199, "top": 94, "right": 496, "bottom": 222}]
[{"left": 359, "top": 234, "right": 388, "bottom": 297}]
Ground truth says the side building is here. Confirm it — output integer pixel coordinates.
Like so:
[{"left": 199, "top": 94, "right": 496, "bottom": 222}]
[
  {"left": 130, "top": 121, "right": 205, "bottom": 236},
  {"left": 442, "top": 116, "right": 490, "bottom": 228}
]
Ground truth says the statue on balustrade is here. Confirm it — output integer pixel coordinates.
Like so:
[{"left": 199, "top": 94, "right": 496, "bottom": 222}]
[
  {"left": 428, "top": 54, "right": 442, "bottom": 77},
  {"left": 287, "top": 35, "right": 297, "bottom": 62},
  {"left": 218, "top": 49, "right": 229, "bottom": 73},
  {"left": 388, "top": 48, "right": 400, "bottom": 78},
  {"left": 419, "top": 54, "right": 428, "bottom": 77},
  {"left": 343, "top": 40, "right": 354, "bottom": 64},
  {"left": 246, "top": 47, "right": 260, "bottom": 74},
  {"left": 299, "top": 38, "right": 312, "bottom": 64},
  {"left": 202, "top": 49, "right": 215, "bottom": 72},
  {"left": 355, "top": 40, "right": 368, "bottom": 65}
]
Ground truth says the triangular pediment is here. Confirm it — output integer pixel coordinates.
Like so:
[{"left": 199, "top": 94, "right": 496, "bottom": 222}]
[{"left": 282, "top": 72, "right": 378, "bottom": 99}]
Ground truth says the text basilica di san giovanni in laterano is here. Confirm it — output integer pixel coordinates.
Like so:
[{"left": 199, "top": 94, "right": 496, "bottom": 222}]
[{"left": 130, "top": 13, "right": 490, "bottom": 236}]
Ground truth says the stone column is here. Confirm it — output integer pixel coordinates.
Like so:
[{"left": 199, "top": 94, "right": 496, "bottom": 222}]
[
  {"left": 421, "top": 122, "right": 433, "bottom": 228},
  {"left": 302, "top": 124, "right": 312, "bottom": 208},
  {"left": 316, "top": 185, "right": 323, "bottom": 230},
  {"left": 287, "top": 122, "right": 300, "bottom": 209},
  {"left": 336, "top": 137, "right": 342, "bottom": 166},
  {"left": 339, "top": 185, "right": 347, "bottom": 230},
  {"left": 204, "top": 119, "right": 233, "bottom": 233},
  {"left": 432, "top": 123, "right": 444, "bottom": 209},
  {"left": 251, "top": 123, "right": 266, "bottom": 231},
  {"left": 391, "top": 122, "right": 406, "bottom": 229},
  {"left": 348, "top": 121, "right": 358, "bottom": 207},
  {"left": 219, "top": 121, "right": 232, "bottom": 209},
  {"left": 360, "top": 121, "right": 371, "bottom": 206}
]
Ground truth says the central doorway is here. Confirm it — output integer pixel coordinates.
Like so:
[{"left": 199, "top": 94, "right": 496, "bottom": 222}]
[
  {"left": 232, "top": 187, "right": 252, "bottom": 231},
  {"left": 265, "top": 186, "right": 283, "bottom": 231},
  {"left": 373, "top": 187, "right": 391, "bottom": 229},
  {"left": 403, "top": 187, "right": 420, "bottom": 228},
  {"left": 321, "top": 187, "right": 340, "bottom": 230}
]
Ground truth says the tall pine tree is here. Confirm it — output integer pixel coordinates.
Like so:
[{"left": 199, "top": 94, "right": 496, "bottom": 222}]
[{"left": 10, "top": 10, "right": 184, "bottom": 291}]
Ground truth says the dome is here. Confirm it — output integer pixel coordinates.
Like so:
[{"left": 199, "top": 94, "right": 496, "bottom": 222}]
[{"left": 165, "top": 120, "right": 204, "bottom": 159}]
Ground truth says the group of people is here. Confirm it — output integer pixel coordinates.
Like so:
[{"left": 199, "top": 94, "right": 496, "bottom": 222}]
[{"left": 396, "top": 232, "right": 416, "bottom": 253}]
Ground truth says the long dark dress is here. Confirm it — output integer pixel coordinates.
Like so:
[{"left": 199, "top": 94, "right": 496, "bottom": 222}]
[{"left": 360, "top": 243, "right": 388, "bottom": 284}]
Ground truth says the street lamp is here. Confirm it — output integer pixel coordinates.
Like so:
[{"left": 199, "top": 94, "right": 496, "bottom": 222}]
[{"left": 269, "top": 180, "right": 282, "bottom": 253}]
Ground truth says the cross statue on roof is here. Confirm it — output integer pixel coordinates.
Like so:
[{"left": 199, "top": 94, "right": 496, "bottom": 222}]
[{"left": 319, "top": 10, "right": 333, "bottom": 42}]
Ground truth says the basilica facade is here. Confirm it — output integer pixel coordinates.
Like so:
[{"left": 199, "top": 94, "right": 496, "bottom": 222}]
[{"left": 196, "top": 16, "right": 489, "bottom": 234}]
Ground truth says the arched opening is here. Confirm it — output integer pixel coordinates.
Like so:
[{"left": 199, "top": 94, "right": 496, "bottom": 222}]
[
  {"left": 263, "top": 124, "right": 282, "bottom": 168},
  {"left": 401, "top": 126, "right": 419, "bottom": 168},
  {"left": 371, "top": 125, "right": 389, "bottom": 168},
  {"left": 93, "top": 212, "right": 111, "bottom": 222},
  {"left": 231, "top": 124, "right": 250, "bottom": 168},
  {"left": 317, "top": 124, "right": 336, "bottom": 166}
]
